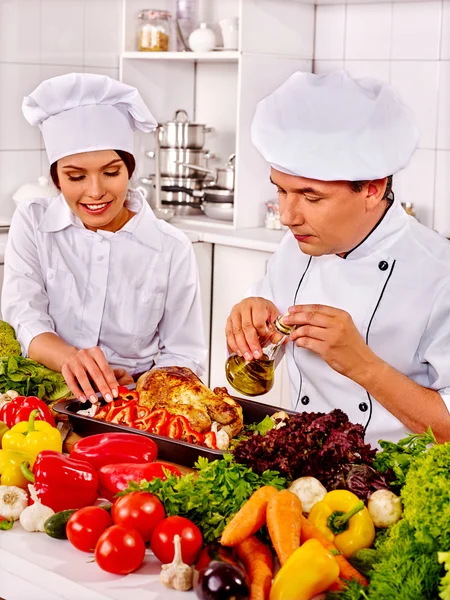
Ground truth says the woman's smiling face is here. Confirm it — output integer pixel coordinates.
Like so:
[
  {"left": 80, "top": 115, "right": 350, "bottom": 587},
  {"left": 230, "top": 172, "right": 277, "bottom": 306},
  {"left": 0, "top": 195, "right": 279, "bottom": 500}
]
[{"left": 56, "top": 149, "right": 130, "bottom": 231}]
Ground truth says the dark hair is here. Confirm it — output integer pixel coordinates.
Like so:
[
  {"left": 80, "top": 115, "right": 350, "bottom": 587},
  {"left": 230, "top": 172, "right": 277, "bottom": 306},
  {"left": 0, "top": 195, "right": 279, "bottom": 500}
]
[
  {"left": 49, "top": 150, "right": 136, "bottom": 190},
  {"left": 348, "top": 175, "right": 394, "bottom": 201}
]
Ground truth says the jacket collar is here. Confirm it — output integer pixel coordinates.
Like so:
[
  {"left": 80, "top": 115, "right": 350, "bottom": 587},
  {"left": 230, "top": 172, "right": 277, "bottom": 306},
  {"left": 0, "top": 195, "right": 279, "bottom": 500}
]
[
  {"left": 342, "top": 200, "right": 408, "bottom": 260},
  {"left": 38, "top": 189, "right": 162, "bottom": 251}
]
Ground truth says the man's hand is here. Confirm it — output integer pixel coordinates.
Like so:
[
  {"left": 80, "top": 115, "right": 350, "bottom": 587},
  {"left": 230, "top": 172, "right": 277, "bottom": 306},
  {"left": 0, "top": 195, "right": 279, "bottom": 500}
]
[
  {"left": 283, "top": 304, "right": 379, "bottom": 383},
  {"left": 225, "top": 297, "right": 281, "bottom": 361},
  {"left": 61, "top": 347, "right": 119, "bottom": 404}
]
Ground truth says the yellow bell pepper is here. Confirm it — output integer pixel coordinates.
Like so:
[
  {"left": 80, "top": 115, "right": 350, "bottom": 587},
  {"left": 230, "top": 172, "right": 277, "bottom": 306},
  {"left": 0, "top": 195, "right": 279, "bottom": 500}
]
[
  {"left": 269, "top": 538, "right": 340, "bottom": 600},
  {"left": 0, "top": 449, "right": 35, "bottom": 488},
  {"left": 308, "top": 490, "right": 375, "bottom": 558},
  {"left": 0, "top": 421, "right": 8, "bottom": 447},
  {"left": 2, "top": 409, "right": 62, "bottom": 457}
]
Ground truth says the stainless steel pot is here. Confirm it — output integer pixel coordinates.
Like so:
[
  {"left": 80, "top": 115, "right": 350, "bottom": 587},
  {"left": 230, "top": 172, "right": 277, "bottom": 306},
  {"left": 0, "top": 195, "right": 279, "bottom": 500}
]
[
  {"left": 174, "top": 153, "right": 235, "bottom": 190},
  {"left": 202, "top": 201, "right": 234, "bottom": 221},
  {"left": 161, "top": 200, "right": 203, "bottom": 216},
  {"left": 146, "top": 149, "right": 212, "bottom": 179},
  {"left": 158, "top": 110, "right": 212, "bottom": 149}
]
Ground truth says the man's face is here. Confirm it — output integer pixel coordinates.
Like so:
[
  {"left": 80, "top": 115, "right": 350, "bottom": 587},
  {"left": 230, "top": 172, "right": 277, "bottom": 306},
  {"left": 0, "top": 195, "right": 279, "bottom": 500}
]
[{"left": 271, "top": 168, "right": 385, "bottom": 256}]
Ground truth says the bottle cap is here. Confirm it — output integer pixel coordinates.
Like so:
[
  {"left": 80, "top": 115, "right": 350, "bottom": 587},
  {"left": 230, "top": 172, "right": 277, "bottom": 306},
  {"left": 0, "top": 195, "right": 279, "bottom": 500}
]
[{"left": 274, "top": 313, "right": 294, "bottom": 335}]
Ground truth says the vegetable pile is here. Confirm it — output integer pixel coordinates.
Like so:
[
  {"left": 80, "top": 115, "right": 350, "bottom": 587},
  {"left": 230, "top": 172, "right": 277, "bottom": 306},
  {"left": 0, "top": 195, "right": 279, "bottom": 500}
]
[
  {"left": 0, "top": 356, "right": 70, "bottom": 401},
  {"left": 124, "top": 454, "right": 286, "bottom": 542},
  {"left": 330, "top": 432, "right": 450, "bottom": 600},
  {"left": 234, "top": 409, "right": 389, "bottom": 499}
]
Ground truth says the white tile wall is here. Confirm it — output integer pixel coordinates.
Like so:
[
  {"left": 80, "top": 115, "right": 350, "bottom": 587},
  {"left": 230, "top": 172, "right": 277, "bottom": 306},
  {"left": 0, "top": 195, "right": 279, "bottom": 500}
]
[
  {"left": 314, "top": 0, "right": 450, "bottom": 234},
  {"left": 0, "top": 0, "right": 121, "bottom": 222}
]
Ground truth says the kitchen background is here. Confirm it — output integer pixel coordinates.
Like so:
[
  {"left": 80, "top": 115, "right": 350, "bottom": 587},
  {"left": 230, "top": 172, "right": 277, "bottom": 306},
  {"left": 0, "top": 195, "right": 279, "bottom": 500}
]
[{"left": 0, "top": 0, "right": 449, "bottom": 407}]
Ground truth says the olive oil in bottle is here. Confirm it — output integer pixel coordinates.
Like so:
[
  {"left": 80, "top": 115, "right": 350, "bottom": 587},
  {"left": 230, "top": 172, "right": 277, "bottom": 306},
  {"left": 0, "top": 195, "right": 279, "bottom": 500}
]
[{"left": 225, "top": 315, "right": 294, "bottom": 397}]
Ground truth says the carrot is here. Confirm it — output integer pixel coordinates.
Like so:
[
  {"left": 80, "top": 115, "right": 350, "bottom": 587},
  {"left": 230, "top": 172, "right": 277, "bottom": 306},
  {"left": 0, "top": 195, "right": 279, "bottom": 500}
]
[
  {"left": 300, "top": 515, "right": 368, "bottom": 586},
  {"left": 236, "top": 536, "right": 273, "bottom": 600},
  {"left": 266, "top": 490, "right": 303, "bottom": 565},
  {"left": 220, "top": 485, "right": 278, "bottom": 547},
  {"left": 327, "top": 578, "right": 347, "bottom": 592}
]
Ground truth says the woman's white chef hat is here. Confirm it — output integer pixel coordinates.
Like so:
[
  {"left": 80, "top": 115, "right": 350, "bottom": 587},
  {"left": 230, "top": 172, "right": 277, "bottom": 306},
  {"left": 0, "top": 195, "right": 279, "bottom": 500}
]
[
  {"left": 22, "top": 72, "right": 157, "bottom": 165},
  {"left": 251, "top": 70, "right": 419, "bottom": 181}
]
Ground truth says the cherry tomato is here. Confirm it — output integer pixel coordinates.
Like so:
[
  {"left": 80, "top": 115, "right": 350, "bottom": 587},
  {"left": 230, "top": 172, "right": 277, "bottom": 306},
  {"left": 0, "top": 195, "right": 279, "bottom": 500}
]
[
  {"left": 95, "top": 525, "right": 146, "bottom": 575},
  {"left": 111, "top": 491, "right": 165, "bottom": 543},
  {"left": 66, "top": 506, "right": 112, "bottom": 552},
  {"left": 150, "top": 516, "right": 203, "bottom": 565}
]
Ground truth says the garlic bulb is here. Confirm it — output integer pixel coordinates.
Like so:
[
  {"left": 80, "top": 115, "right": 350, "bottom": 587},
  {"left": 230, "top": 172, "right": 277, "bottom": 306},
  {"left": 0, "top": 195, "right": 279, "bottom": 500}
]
[
  {"left": 0, "top": 485, "right": 28, "bottom": 520},
  {"left": 19, "top": 485, "right": 54, "bottom": 532},
  {"left": 160, "top": 534, "right": 193, "bottom": 591}
]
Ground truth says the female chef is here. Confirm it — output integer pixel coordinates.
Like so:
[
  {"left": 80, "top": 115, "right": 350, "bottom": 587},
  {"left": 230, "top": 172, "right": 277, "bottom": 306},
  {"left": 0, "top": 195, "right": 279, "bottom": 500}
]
[
  {"left": 2, "top": 72, "right": 206, "bottom": 404},
  {"left": 226, "top": 71, "right": 450, "bottom": 447}
]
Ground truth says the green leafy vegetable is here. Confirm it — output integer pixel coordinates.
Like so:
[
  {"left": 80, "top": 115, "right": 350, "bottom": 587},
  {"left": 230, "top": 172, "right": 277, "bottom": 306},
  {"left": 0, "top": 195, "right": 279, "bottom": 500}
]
[
  {"left": 401, "top": 442, "right": 450, "bottom": 550},
  {"left": 247, "top": 414, "right": 275, "bottom": 435},
  {"left": 373, "top": 428, "right": 436, "bottom": 489},
  {"left": 0, "top": 321, "right": 21, "bottom": 357},
  {"left": 438, "top": 552, "right": 450, "bottom": 600},
  {"left": 124, "top": 454, "right": 286, "bottom": 542},
  {"left": 0, "top": 356, "right": 70, "bottom": 401}
]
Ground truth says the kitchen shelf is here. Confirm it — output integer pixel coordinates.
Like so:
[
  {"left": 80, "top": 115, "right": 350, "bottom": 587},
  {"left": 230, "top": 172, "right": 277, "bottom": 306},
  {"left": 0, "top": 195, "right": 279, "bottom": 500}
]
[{"left": 122, "top": 51, "right": 240, "bottom": 62}]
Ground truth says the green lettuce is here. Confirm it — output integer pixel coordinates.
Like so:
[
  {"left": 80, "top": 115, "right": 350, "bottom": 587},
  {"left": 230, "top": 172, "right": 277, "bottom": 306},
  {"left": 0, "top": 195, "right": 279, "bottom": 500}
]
[{"left": 0, "top": 355, "right": 70, "bottom": 401}]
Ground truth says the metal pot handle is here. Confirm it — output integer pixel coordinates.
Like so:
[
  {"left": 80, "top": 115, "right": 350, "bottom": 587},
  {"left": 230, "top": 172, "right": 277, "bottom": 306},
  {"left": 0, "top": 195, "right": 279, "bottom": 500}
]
[
  {"left": 162, "top": 185, "right": 204, "bottom": 198},
  {"left": 227, "top": 153, "right": 236, "bottom": 166},
  {"left": 173, "top": 161, "right": 216, "bottom": 176},
  {"left": 174, "top": 109, "right": 189, "bottom": 123}
]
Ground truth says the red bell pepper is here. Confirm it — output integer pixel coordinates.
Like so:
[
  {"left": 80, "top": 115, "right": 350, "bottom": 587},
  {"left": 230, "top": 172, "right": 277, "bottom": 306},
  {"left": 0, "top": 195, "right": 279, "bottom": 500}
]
[
  {"left": 203, "top": 431, "right": 218, "bottom": 450},
  {"left": 21, "top": 450, "right": 98, "bottom": 512},
  {"left": 166, "top": 414, "right": 204, "bottom": 444},
  {"left": 98, "top": 462, "right": 182, "bottom": 501},
  {"left": 69, "top": 432, "right": 158, "bottom": 470},
  {"left": 0, "top": 396, "right": 55, "bottom": 429}
]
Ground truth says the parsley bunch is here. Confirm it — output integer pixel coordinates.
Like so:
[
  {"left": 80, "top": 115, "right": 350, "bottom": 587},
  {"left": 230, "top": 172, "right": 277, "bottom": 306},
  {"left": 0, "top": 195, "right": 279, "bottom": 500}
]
[{"left": 126, "top": 454, "right": 286, "bottom": 542}]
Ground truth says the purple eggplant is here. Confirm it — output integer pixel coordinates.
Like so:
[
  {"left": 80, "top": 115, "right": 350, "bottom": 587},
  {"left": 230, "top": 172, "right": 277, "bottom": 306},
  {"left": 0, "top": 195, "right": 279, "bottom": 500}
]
[{"left": 194, "top": 560, "right": 250, "bottom": 600}]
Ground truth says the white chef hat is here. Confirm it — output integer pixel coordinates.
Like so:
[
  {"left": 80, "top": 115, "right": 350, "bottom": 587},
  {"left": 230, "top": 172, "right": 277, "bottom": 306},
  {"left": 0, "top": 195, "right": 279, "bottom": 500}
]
[
  {"left": 22, "top": 72, "right": 157, "bottom": 165},
  {"left": 251, "top": 70, "right": 419, "bottom": 181}
]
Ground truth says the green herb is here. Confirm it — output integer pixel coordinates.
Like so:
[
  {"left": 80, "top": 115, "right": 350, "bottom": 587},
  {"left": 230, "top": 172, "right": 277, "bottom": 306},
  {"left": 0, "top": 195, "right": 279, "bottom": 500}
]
[
  {"left": 438, "top": 552, "right": 450, "bottom": 600},
  {"left": 373, "top": 428, "right": 436, "bottom": 489},
  {"left": 0, "top": 356, "right": 71, "bottom": 401},
  {"left": 347, "top": 548, "right": 379, "bottom": 578},
  {"left": 247, "top": 415, "right": 275, "bottom": 435},
  {"left": 124, "top": 454, "right": 286, "bottom": 542},
  {"left": 363, "top": 520, "right": 441, "bottom": 599},
  {"left": 326, "top": 579, "right": 369, "bottom": 600}
]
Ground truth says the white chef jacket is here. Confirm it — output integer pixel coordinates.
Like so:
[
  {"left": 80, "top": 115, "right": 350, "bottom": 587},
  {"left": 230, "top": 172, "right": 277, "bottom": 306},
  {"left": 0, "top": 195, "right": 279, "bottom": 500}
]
[
  {"left": 1, "top": 190, "right": 206, "bottom": 377},
  {"left": 252, "top": 200, "right": 450, "bottom": 447}
]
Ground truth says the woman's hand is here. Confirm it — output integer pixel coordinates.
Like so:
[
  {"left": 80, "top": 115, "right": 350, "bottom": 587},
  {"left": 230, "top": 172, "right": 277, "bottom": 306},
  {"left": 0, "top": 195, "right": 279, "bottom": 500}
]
[
  {"left": 225, "top": 297, "right": 281, "bottom": 361},
  {"left": 284, "top": 304, "right": 379, "bottom": 383},
  {"left": 113, "top": 368, "right": 134, "bottom": 386},
  {"left": 61, "top": 347, "right": 120, "bottom": 403}
]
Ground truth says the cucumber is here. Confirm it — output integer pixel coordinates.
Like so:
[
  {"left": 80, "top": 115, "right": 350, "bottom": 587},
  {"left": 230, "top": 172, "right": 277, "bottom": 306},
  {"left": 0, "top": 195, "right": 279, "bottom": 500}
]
[
  {"left": 44, "top": 509, "right": 77, "bottom": 539},
  {"left": 44, "top": 504, "right": 112, "bottom": 540}
]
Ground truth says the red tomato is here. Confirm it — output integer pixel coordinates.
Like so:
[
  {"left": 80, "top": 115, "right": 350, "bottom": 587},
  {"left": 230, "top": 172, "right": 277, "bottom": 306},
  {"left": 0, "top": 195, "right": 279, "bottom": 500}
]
[
  {"left": 66, "top": 506, "right": 112, "bottom": 552},
  {"left": 95, "top": 525, "right": 146, "bottom": 575},
  {"left": 111, "top": 491, "right": 165, "bottom": 542},
  {"left": 150, "top": 516, "right": 203, "bottom": 565}
]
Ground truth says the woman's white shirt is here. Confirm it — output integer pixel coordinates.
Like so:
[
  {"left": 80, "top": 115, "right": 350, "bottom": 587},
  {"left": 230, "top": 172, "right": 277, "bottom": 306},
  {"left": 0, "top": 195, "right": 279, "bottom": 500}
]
[{"left": 1, "top": 190, "right": 207, "bottom": 377}]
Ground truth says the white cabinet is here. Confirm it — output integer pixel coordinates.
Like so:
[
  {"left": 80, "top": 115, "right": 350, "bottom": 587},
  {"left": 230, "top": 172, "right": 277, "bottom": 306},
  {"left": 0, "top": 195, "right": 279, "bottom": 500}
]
[
  {"left": 120, "top": 0, "right": 315, "bottom": 230},
  {"left": 192, "top": 242, "right": 213, "bottom": 385},
  {"left": 209, "top": 244, "right": 291, "bottom": 408}
]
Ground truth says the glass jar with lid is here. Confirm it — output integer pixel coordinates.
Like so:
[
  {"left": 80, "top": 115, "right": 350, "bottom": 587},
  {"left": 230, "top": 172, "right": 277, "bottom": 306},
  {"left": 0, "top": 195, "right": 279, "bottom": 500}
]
[{"left": 137, "top": 9, "right": 171, "bottom": 52}]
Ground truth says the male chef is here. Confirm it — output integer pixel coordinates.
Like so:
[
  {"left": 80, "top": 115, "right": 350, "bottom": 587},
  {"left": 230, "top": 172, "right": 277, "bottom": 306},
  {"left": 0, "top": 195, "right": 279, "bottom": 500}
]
[{"left": 225, "top": 70, "right": 450, "bottom": 447}]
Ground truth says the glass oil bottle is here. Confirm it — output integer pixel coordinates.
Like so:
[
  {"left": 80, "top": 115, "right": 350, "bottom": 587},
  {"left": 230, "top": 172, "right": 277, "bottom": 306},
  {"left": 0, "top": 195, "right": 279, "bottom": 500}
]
[{"left": 225, "top": 315, "right": 294, "bottom": 397}]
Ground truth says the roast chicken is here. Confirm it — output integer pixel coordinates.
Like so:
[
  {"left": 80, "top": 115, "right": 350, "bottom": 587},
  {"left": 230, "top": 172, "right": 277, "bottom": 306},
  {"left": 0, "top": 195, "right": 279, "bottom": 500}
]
[{"left": 136, "top": 366, "right": 244, "bottom": 438}]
